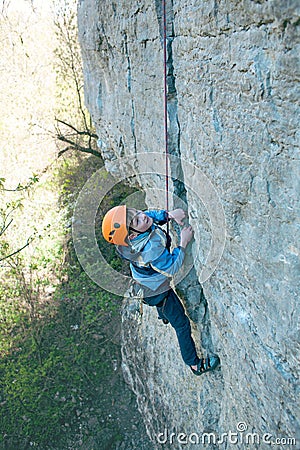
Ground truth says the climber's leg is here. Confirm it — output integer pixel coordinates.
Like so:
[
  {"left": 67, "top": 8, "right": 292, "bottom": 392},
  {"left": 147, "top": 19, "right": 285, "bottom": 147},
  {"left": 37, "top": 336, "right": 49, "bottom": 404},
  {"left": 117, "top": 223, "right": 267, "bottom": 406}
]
[
  {"left": 155, "top": 299, "right": 169, "bottom": 324},
  {"left": 158, "top": 289, "right": 200, "bottom": 366},
  {"left": 143, "top": 284, "right": 170, "bottom": 323},
  {"left": 141, "top": 286, "right": 219, "bottom": 373}
]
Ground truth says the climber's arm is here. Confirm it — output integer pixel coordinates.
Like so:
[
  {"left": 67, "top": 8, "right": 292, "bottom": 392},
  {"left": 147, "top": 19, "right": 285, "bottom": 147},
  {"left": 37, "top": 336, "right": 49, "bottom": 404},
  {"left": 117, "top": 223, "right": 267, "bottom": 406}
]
[
  {"left": 150, "top": 245, "right": 185, "bottom": 277},
  {"left": 149, "top": 225, "right": 193, "bottom": 276},
  {"left": 144, "top": 209, "right": 168, "bottom": 225},
  {"left": 145, "top": 208, "right": 186, "bottom": 226}
]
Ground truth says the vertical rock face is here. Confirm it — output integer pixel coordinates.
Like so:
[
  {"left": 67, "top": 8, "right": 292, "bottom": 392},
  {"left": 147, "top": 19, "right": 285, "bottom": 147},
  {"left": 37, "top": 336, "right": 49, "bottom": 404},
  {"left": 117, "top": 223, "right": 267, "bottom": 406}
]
[{"left": 78, "top": 0, "right": 299, "bottom": 448}]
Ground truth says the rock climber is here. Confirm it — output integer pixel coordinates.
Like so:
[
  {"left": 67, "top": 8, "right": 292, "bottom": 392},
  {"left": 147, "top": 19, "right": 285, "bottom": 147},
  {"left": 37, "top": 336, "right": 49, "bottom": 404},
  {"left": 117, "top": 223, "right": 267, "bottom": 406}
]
[{"left": 102, "top": 205, "right": 220, "bottom": 376}]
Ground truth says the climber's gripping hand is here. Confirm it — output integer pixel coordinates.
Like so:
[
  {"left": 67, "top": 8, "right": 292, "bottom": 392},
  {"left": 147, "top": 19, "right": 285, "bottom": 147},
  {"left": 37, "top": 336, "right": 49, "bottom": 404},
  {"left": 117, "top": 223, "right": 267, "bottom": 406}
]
[
  {"left": 180, "top": 225, "right": 193, "bottom": 249},
  {"left": 168, "top": 208, "right": 186, "bottom": 225}
]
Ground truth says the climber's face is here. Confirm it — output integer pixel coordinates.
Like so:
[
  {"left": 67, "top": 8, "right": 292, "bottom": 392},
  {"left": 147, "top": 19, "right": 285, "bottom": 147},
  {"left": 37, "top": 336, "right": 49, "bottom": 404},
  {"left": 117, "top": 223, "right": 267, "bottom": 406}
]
[{"left": 129, "top": 209, "right": 153, "bottom": 234}]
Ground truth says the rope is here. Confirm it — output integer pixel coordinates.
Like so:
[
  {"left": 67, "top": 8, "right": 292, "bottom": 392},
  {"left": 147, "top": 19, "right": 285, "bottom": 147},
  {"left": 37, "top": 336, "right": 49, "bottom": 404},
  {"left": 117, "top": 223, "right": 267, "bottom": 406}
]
[{"left": 162, "top": 0, "right": 170, "bottom": 233}]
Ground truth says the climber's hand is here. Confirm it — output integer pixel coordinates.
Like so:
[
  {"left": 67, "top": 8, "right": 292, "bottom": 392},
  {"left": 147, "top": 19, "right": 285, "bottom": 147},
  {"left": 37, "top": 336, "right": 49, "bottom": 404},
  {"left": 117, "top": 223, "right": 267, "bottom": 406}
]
[
  {"left": 180, "top": 225, "right": 193, "bottom": 248},
  {"left": 168, "top": 208, "right": 185, "bottom": 226}
]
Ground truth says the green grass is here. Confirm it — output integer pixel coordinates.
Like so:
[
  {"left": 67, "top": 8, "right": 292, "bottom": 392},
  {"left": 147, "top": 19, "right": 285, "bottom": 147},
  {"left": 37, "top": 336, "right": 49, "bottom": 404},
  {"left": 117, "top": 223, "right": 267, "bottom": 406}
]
[{"left": 0, "top": 154, "right": 140, "bottom": 449}]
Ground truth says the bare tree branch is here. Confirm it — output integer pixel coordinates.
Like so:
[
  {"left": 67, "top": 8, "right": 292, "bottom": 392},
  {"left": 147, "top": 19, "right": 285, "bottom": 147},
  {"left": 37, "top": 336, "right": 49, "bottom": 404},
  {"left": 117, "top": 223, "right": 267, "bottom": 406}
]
[
  {"left": 58, "top": 144, "right": 101, "bottom": 159},
  {"left": 55, "top": 118, "right": 98, "bottom": 138},
  {"left": 53, "top": 3, "right": 101, "bottom": 161}
]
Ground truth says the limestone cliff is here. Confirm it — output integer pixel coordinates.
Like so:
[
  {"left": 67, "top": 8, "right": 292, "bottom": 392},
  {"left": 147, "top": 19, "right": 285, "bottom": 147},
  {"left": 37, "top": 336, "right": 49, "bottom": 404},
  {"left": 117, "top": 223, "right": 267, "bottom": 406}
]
[{"left": 77, "top": 0, "right": 299, "bottom": 448}]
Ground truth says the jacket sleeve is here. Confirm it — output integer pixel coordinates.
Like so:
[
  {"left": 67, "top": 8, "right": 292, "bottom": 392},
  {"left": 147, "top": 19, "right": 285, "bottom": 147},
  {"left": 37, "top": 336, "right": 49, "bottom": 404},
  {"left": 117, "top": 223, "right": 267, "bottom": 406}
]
[
  {"left": 150, "top": 245, "right": 185, "bottom": 277},
  {"left": 144, "top": 209, "right": 168, "bottom": 225}
]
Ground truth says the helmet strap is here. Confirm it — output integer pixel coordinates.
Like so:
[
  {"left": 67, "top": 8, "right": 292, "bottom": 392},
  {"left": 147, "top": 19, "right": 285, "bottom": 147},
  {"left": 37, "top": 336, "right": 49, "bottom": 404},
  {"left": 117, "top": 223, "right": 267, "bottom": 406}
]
[
  {"left": 129, "top": 226, "right": 142, "bottom": 235},
  {"left": 129, "top": 225, "right": 152, "bottom": 236}
]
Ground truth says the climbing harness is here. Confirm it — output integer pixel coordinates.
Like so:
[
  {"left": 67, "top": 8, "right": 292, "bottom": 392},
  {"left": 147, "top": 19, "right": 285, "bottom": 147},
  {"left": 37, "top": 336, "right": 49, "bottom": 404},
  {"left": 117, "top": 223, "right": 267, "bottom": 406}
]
[{"left": 162, "top": 0, "right": 170, "bottom": 235}]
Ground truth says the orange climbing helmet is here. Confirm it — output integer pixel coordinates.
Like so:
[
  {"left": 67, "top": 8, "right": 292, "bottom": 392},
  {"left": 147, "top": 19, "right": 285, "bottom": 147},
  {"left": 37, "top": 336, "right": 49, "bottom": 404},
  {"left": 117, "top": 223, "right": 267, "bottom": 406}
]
[{"left": 102, "top": 205, "right": 129, "bottom": 246}]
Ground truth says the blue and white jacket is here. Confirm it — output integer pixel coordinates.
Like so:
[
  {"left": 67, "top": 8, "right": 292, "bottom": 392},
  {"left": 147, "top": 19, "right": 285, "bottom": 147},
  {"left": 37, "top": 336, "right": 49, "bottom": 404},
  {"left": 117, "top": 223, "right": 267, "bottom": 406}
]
[{"left": 117, "top": 210, "right": 185, "bottom": 292}]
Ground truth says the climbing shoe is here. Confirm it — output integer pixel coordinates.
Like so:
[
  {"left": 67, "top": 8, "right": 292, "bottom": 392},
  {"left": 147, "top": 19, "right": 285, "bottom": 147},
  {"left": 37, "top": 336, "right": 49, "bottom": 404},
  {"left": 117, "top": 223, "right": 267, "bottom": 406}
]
[{"left": 190, "top": 355, "right": 220, "bottom": 376}]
